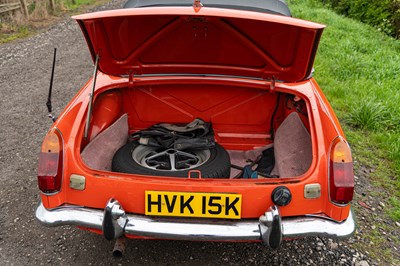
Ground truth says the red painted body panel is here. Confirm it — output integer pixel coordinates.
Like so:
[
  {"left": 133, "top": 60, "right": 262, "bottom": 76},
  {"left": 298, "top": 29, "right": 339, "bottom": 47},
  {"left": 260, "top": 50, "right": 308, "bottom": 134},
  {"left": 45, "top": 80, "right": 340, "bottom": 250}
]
[
  {"left": 40, "top": 74, "right": 351, "bottom": 223},
  {"left": 74, "top": 7, "right": 324, "bottom": 82},
  {"left": 88, "top": 90, "right": 123, "bottom": 140},
  {"left": 121, "top": 84, "right": 278, "bottom": 134}
]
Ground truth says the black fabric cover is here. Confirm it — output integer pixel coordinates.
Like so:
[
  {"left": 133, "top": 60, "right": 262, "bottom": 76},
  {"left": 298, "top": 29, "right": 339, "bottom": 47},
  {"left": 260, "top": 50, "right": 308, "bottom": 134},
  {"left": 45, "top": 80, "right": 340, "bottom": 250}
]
[
  {"left": 132, "top": 118, "right": 216, "bottom": 150},
  {"left": 123, "top": 0, "right": 291, "bottom": 16}
]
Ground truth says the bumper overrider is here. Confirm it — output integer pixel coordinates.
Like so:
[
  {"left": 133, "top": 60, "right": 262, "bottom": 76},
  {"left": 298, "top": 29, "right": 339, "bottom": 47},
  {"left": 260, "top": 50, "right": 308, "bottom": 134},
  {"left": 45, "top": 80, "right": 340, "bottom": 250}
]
[{"left": 36, "top": 199, "right": 355, "bottom": 248}]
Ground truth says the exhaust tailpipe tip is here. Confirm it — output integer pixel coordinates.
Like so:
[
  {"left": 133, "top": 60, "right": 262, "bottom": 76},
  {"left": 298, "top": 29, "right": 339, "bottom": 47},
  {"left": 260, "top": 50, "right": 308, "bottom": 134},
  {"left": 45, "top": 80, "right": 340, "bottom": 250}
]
[{"left": 112, "top": 236, "right": 126, "bottom": 258}]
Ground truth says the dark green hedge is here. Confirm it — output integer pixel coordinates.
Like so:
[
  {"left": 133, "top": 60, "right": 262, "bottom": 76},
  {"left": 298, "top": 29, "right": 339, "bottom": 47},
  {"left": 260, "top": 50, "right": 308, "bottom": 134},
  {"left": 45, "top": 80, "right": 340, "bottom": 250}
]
[{"left": 321, "top": 0, "right": 400, "bottom": 38}]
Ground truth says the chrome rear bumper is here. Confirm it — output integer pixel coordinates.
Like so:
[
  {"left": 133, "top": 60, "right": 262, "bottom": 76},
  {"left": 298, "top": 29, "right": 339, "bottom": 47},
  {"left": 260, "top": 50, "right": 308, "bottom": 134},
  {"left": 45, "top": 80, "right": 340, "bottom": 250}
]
[{"left": 36, "top": 199, "right": 355, "bottom": 248}]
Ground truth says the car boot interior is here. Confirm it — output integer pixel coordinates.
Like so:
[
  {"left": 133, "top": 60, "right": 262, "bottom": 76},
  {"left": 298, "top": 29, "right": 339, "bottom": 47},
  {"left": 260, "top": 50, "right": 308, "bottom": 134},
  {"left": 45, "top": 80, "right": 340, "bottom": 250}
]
[{"left": 80, "top": 82, "right": 312, "bottom": 179}]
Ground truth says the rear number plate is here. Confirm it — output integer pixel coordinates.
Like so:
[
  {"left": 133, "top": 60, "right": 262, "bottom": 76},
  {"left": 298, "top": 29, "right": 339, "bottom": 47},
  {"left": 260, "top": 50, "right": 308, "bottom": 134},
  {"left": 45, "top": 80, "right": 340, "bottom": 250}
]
[{"left": 145, "top": 191, "right": 242, "bottom": 219}]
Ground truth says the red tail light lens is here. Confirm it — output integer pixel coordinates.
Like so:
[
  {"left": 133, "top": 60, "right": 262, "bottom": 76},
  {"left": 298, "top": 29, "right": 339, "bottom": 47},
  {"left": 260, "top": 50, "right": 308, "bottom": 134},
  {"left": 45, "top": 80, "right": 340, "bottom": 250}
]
[
  {"left": 329, "top": 137, "right": 354, "bottom": 205},
  {"left": 37, "top": 129, "right": 63, "bottom": 193}
]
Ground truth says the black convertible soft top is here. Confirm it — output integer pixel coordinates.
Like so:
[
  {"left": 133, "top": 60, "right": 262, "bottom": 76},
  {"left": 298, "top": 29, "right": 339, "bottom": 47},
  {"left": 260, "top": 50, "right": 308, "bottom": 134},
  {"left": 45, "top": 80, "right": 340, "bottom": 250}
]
[{"left": 123, "top": 0, "right": 291, "bottom": 16}]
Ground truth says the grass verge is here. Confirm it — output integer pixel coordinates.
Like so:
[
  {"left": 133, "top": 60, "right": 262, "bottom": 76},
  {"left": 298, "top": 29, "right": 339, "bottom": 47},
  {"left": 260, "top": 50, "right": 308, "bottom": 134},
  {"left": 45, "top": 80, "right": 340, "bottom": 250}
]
[
  {"left": 0, "top": 25, "right": 30, "bottom": 44},
  {"left": 62, "top": 0, "right": 98, "bottom": 10},
  {"left": 288, "top": 0, "right": 400, "bottom": 263}
]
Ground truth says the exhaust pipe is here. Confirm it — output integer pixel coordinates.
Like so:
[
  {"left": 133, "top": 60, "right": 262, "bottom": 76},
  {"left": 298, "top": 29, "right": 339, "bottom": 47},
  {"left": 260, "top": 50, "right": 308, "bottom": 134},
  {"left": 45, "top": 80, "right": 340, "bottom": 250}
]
[{"left": 112, "top": 236, "right": 126, "bottom": 258}]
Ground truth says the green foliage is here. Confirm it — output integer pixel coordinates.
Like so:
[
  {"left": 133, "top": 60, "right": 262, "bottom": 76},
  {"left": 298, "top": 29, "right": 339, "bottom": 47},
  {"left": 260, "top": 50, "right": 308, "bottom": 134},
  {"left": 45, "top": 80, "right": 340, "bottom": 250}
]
[
  {"left": 389, "top": 196, "right": 400, "bottom": 220},
  {"left": 0, "top": 26, "right": 30, "bottom": 44},
  {"left": 389, "top": 141, "right": 400, "bottom": 162},
  {"left": 287, "top": 2, "right": 400, "bottom": 262},
  {"left": 289, "top": 0, "right": 400, "bottom": 221},
  {"left": 289, "top": 1, "right": 400, "bottom": 177},
  {"left": 346, "top": 100, "right": 390, "bottom": 130},
  {"left": 373, "top": 133, "right": 400, "bottom": 174},
  {"left": 28, "top": 2, "right": 36, "bottom": 14},
  {"left": 318, "top": 0, "right": 400, "bottom": 37},
  {"left": 61, "top": 0, "right": 96, "bottom": 10}
]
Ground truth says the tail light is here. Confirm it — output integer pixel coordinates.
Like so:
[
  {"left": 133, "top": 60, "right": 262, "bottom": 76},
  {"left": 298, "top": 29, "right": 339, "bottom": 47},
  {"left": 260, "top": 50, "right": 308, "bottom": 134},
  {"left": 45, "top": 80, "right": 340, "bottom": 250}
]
[
  {"left": 37, "top": 129, "right": 63, "bottom": 193},
  {"left": 329, "top": 137, "right": 354, "bottom": 205}
]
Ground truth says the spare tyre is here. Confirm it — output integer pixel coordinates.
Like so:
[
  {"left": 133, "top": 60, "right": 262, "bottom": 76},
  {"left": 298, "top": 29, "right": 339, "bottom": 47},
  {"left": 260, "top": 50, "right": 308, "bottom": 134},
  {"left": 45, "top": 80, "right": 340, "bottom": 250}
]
[{"left": 112, "top": 141, "right": 230, "bottom": 178}]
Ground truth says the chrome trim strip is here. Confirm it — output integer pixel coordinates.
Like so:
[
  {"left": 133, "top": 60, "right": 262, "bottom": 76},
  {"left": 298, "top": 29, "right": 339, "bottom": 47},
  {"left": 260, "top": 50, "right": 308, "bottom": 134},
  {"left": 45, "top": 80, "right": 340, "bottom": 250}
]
[
  {"left": 282, "top": 209, "right": 356, "bottom": 239},
  {"left": 36, "top": 202, "right": 103, "bottom": 230},
  {"left": 36, "top": 201, "right": 355, "bottom": 242}
]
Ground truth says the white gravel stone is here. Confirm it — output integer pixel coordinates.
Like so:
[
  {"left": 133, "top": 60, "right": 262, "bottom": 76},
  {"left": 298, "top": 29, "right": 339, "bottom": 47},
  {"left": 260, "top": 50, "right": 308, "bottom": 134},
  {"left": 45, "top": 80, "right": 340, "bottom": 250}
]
[
  {"left": 329, "top": 242, "right": 339, "bottom": 250},
  {"left": 355, "top": 260, "right": 370, "bottom": 266}
]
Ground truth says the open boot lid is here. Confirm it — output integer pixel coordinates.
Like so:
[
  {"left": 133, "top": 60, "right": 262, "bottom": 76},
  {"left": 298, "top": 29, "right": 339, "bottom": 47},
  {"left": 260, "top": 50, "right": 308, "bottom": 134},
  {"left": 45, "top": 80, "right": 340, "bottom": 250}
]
[{"left": 73, "top": 5, "right": 325, "bottom": 82}]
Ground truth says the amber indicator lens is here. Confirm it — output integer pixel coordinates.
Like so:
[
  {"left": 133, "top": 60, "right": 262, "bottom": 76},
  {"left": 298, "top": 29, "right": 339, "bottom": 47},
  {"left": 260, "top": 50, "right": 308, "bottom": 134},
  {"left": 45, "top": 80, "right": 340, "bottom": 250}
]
[
  {"left": 329, "top": 138, "right": 354, "bottom": 204},
  {"left": 37, "top": 130, "right": 63, "bottom": 193}
]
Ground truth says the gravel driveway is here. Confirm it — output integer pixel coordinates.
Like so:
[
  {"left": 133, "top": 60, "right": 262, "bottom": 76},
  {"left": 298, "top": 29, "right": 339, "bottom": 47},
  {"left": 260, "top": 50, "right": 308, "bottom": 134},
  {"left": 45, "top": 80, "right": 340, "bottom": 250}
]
[{"left": 0, "top": 1, "right": 375, "bottom": 265}]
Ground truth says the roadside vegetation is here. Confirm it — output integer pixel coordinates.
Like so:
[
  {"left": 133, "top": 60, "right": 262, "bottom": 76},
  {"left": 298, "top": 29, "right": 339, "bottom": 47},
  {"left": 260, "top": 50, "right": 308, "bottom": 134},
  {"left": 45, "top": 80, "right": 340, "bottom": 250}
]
[
  {"left": 316, "top": 0, "right": 400, "bottom": 38},
  {"left": 288, "top": 0, "right": 400, "bottom": 263},
  {"left": 0, "top": 0, "right": 105, "bottom": 44}
]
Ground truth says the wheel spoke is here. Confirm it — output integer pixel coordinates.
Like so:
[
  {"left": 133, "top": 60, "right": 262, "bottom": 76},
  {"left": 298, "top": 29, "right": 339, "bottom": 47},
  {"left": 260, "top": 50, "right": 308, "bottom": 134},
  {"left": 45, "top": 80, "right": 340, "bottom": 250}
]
[
  {"left": 168, "top": 153, "right": 176, "bottom": 171},
  {"left": 175, "top": 150, "right": 198, "bottom": 160},
  {"left": 133, "top": 146, "right": 210, "bottom": 172},
  {"left": 176, "top": 158, "right": 197, "bottom": 169},
  {"left": 145, "top": 150, "right": 168, "bottom": 161}
]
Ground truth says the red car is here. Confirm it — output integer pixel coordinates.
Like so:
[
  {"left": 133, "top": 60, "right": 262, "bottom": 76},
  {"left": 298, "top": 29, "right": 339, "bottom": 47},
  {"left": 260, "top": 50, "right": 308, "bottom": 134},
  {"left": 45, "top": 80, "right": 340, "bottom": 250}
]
[{"left": 36, "top": 0, "right": 355, "bottom": 252}]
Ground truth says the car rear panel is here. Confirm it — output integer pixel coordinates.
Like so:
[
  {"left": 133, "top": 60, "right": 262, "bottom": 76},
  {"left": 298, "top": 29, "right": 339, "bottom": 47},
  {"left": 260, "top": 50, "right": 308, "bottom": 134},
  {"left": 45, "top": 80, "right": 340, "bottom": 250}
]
[{"left": 39, "top": 75, "right": 351, "bottom": 222}]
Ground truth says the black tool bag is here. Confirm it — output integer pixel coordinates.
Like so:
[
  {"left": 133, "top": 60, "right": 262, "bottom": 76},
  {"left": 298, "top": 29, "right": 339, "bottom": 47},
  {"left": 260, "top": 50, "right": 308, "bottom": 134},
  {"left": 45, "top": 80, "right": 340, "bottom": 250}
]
[
  {"left": 131, "top": 118, "right": 215, "bottom": 150},
  {"left": 255, "top": 147, "right": 276, "bottom": 177}
]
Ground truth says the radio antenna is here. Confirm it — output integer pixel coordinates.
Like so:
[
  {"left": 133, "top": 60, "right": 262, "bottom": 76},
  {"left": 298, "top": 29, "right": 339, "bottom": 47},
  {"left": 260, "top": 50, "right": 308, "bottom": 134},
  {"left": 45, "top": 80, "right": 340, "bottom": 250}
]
[{"left": 47, "top": 48, "right": 57, "bottom": 122}]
